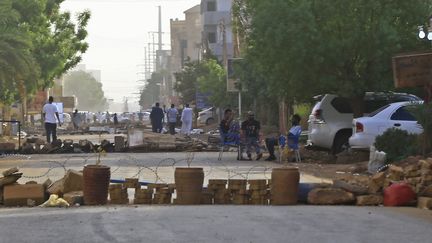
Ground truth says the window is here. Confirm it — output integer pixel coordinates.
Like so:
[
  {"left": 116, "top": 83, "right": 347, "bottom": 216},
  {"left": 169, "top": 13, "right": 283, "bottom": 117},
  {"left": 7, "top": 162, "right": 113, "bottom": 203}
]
[
  {"left": 390, "top": 107, "right": 416, "bottom": 121},
  {"left": 331, "top": 97, "right": 352, "bottom": 113},
  {"left": 207, "top": 1, "right": 216, "bottom": 11},
  {"left": 367, "top": 105, "right": 390, "bottom": 117},
  {"left": 207, "top": 32, "right": 216, "bottom": 44}
]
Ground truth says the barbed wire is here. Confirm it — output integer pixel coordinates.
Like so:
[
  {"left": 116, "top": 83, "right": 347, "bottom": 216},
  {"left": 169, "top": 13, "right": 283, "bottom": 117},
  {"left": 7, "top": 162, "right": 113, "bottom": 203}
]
[{"left": 2, "top": 151, "right": 276, "bottom": 183}]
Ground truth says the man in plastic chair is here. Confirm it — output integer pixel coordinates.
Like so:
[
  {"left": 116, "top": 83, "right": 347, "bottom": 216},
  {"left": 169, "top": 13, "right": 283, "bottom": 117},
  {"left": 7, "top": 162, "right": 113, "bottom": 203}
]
[
  {"left": 218, "top": 109, "right": 242, "bottom": 160},
  {"left": 241, "top": 111, "right": 263, "bottom": 161},
  {"left": 265, "top": 114, "right": 302, "bottom": 161}
]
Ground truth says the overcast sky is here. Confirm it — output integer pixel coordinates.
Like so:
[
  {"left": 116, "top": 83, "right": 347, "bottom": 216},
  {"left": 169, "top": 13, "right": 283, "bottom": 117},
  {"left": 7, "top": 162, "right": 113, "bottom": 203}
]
[{"left": 61, "top": 0, "right": 200, "bottom": 109}]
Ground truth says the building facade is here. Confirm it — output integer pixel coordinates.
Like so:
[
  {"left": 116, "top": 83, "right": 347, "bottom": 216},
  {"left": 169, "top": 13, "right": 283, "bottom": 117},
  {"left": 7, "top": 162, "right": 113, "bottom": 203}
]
[{"left": 201, "top": 0, "right": 233, "bottom": 62}]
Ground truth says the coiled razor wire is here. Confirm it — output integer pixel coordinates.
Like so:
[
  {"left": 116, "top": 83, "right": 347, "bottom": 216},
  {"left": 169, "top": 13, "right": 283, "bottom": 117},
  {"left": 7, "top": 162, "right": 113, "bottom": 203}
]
[{"left": 2, "top": 151, "right": 277, "bottom": 183}]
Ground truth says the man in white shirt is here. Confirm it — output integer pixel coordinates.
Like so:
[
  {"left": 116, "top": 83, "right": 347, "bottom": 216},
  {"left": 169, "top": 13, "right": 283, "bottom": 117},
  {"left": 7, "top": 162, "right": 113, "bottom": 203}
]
[
  {"left": 167, "top": 104, "right": 178, "bottom": 135},
  {"left": 180, "top": 104, "right": 193, "bottom": 135},
  {"left": 42, "top": 96, "right": 61, "bottom": 143}
]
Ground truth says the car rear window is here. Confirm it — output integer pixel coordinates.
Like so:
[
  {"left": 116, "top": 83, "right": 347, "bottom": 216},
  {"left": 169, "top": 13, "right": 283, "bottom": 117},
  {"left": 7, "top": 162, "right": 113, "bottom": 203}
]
[
  {"left": 331, "top": 97, "right": 352, "bottom": 113},
  {"left": 391, "top": 106, "right": 416, "bottom": 121},
  {"left": 367, "top": 104, "right": 390, "bottom": 117}
]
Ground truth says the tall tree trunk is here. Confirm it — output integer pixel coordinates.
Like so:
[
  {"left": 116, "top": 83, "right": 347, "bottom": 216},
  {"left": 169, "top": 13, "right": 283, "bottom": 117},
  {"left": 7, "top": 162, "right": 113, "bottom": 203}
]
[{"left": 18, "top": 80, "right": 27, "bottom": 124}]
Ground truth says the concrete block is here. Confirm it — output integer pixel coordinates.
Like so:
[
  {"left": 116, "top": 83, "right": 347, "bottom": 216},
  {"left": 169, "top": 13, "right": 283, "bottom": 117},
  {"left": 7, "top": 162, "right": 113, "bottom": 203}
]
[
  {"left": 417, "top": 197, "right": 432, "bottom": 210},
  {"left": 307, "top": 188, "right": 355, "bottom": 205},
  {"left": 3, "top": 184, "right": 45, "bottom": 206},
  {"left": 114, "top": 136, "right": 125, "bottom": 152},
  {"left": 0, "top": 173, "right": 22, "bottom": 187},
  {"left": 368, "top": 172, "right": 385, "bottom": 194},
  {"left": 420, "top": 185, "right": 432, "bottom": 197},
  {"left": 2, "top": 167, "right": 19, "bottom": 177},
  {"left": 356, "top": 195, "right": 383, "bottom": 206},
  {"left": 0, "top": 143, "right": 15, "bottom": 151},
  {"left": 333, "top": 180, "right": 368, "bottom": 195},
  {"left": 47, "top": 170, "right": 83, "bottom": 195},
  {"left": 63, "top": 191, "right": 83, "bottom": 205},
  {"left": 388, "top": 165, "right": 404, "bottom": 181}
]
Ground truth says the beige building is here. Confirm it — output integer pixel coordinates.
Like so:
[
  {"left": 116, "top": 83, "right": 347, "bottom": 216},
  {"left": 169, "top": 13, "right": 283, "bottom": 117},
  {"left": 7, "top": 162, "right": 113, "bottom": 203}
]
[{"left": 170, "top": 4, "right": 202, "bottom": 72}]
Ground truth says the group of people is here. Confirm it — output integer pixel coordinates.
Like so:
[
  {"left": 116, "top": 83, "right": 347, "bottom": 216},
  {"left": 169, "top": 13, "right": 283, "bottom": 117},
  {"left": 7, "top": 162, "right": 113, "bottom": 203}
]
[
  {"left": 149, "top": 103, "right": 193, "bottom": 135},
  {"left": 219, "top": 108, "right": 302, "bottom": 161},
  {"left": 71, "top": 109, "right": 119, "bottom": 130}
]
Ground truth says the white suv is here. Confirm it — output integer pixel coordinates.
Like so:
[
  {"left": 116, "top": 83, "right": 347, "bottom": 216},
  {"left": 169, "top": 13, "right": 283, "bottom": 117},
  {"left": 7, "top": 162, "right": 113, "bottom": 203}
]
[{"left": 307, "top": 92, "right": 421, "bottom": 154}]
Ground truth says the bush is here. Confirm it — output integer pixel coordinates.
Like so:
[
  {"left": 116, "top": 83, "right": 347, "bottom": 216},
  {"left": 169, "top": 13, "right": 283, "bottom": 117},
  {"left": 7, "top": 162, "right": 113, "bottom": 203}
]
[
  {"left": 407, "top": 103, "right": 432, "bottom": 156},
  {"left": 374, "top": 128, "right": 419, "bottom": 163}
]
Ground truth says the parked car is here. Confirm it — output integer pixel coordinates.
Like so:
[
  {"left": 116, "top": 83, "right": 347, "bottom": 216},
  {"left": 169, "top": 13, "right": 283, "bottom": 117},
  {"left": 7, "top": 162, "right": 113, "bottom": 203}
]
[
  {"left": 349, "top": 101, "right": 423, "bottom": 150},
  {"left": 198, "top": 107, "right": 216, "bottom": 125},
  {"left": 307, "top": 92, "right": 422, "bottom": 154}
]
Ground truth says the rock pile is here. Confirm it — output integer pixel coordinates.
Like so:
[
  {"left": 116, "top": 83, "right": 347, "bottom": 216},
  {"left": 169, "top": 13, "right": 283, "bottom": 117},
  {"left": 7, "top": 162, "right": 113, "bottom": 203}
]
[{"left": 307, "top": 158, "right": 432, "bottom": 209}]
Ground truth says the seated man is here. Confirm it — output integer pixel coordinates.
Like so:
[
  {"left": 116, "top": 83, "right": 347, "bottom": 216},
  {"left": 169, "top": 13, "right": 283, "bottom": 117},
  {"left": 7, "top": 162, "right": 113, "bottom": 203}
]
[
  {"left": 241, "top": 111, "right": 263, "bottom": 160},
  {"left": 265, "top": 114, "right": 302, "bottom": 161}
]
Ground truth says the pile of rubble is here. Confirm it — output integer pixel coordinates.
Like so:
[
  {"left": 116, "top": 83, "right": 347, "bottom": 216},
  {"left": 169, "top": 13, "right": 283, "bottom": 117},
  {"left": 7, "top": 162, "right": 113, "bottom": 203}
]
[
  {"left": 20, "top": 137, "right": 119, "bottom": 154},
  {"left": 306, "top": 158, "right": 432, "bottom": 209},
  {"left": 0, "top": 167, "right": 81, "bottom": 207},
  {"left": 128, "top": 133, "right": 215, "bottom": 152}
]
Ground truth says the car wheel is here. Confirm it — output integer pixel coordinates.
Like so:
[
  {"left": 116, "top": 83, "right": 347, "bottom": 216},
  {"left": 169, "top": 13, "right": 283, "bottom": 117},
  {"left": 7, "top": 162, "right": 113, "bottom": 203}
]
[
  {"left": 332, "top": 133, "right": 351, "bottom": 155},
  {"left": 206, "top": 118, "right": 215, "bottom": 125}
]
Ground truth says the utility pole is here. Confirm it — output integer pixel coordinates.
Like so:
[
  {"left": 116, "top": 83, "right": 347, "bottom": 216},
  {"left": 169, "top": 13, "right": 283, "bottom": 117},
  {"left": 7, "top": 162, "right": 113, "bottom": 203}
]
[{"left": 157, "top": 5, "right": 163, "bottom": 72}]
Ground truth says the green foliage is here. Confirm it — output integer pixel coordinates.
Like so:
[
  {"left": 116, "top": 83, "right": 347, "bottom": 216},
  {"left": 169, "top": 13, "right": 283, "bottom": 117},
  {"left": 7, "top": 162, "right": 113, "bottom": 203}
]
[
  {"left": 173, "top": 61, "right": 206, "bottom": 104},
  {"left": 139, "top": 72, "right": 162, "bottom": 109},
  {"left": 197, "top": 59, "right": 236, "bottom": 107},
  {"left": 375, "top": 128, "right": 419, "bottom": 163},
  {"left": 233, "top": 0, "right": 432, "bottom": 118},
  {"left": 0, "top": 0, "right": 90, "bottom": 104},
  {"left": 63, "top": 71, "right": 107, "bottom": 112},
  {"left": 407, "top": 103, "right": 432, "bottom": 156}
]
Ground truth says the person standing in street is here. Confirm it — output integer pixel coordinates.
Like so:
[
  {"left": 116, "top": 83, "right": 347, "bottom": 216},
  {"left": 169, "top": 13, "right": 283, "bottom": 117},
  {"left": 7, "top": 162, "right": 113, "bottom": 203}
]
[
  {"left": 167, "top": 104, "right": 178, "bottom": 135},
  {"left": 72, "top": 109, "right": 81, "bottom": 130},
  {"left": 180, "top": 104, "right": 193, "bottom": 135},
  {"left": 241, "top": 111, "right": 263, "bottom": 160},
  {"left": 42, "top": 96, "right": 61, "bottom": 143},
  {"left": 150, "top": 102, "right": 164, "bottom": 133}
]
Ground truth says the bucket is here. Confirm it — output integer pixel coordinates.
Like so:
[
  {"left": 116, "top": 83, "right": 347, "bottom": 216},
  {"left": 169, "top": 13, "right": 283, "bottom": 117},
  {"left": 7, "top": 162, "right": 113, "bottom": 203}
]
[
  {"left": 271, "top": 167, "right": 300, "bottom": 205},
  {"left": 83, "top": 165, "right": 111, "bottom": 205},
  {"left": 174, "top": 167, "right": 204, "bottom": 205}
]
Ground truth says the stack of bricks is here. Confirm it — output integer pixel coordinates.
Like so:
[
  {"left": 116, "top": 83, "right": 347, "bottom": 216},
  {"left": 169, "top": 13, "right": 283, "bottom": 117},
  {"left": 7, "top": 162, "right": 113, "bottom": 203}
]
[
  {"left": 148, "top": 183, "right": 172, "bottom": 204},
  {"left": 109, "top": 184, "right": 129, "bottom": 204},
  {"left": 201, "top": 188, "right": 213, "bottom": 204},
  {"left": 248, "top": 179, "right": 269, "bottom": 205},
  {"left": 208, "top": 179, "right": 230, "bottom": 204},
  {"left": 229, "top": 179, "right": 249, "bottom": 205},
  {"left": 134, "top": 188, "right": 153, "bottom": 204},
  {"left": 123, "top": 178, "right": 140, "bottom": 189}
]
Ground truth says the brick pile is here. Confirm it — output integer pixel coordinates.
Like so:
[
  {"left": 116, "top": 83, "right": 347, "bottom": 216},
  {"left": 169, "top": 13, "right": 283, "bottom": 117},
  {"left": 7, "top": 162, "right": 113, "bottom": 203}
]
[
  {"left": 248, "top": 180, "right": 269, "bottom": 205},
  {"left": 109, "top": 184, "right": 129, "bottom": 204},
  {"left": 148, "top": 183, "right": 173, "bottom": 204},
  {"left": 313, "top": 158, "right": 432, "bottom": 208},
  {"left": 229, "top": 179, "right": 249, "bottom": 205},
  {"left": 134, "top": 188, "right": 153, "bottom": 204},
  {"left": 123, "top": 178, "right": 140, "bottom": 189},
  {"left": 208, "top": 179, "right": 230, "bottom": 204}
]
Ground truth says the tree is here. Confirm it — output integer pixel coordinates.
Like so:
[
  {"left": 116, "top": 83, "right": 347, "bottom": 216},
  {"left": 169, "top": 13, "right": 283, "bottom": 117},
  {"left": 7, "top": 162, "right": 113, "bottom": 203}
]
[
  {"left": 0, "top": 0, "right": 39, "bottom": 104},
  {"left": 173, "top": 61, "right": 205, "bottom": 104},
  {"left": 139, "top": 72, "right": 162, "bottom": 109},
  {"left": 197, "top": 59, "right": 236, "bottom": 107},
  {"left": 63, "top": 71, "right": 108, "bottom": 112},
  {"left": 236, "top": 0, "right": 432, "bottom": 117}
]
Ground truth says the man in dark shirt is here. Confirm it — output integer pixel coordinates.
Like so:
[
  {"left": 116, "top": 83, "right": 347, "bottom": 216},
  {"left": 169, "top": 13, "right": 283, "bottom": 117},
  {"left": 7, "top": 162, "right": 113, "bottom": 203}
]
[
  {"left": 241, "top": 111, "right": 263, "bottom": 160},
  {"left": 150, "top": 102, "right": 164, "bottom": 133}
]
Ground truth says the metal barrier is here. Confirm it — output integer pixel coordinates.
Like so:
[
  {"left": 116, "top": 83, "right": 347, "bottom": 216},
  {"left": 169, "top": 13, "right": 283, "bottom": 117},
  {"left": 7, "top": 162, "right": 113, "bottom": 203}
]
[{"left": 0, "top": 120, "right": 21, "bottom": 151}]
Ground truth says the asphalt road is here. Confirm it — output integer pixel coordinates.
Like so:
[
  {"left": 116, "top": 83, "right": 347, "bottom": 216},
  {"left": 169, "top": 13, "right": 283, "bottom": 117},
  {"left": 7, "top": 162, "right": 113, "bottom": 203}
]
[
  {"left": 0, "top": 206, "right": 430, "bottom": 243},
  {"left": 0, "top": 152, "right": 331, "bottom": 184}
]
